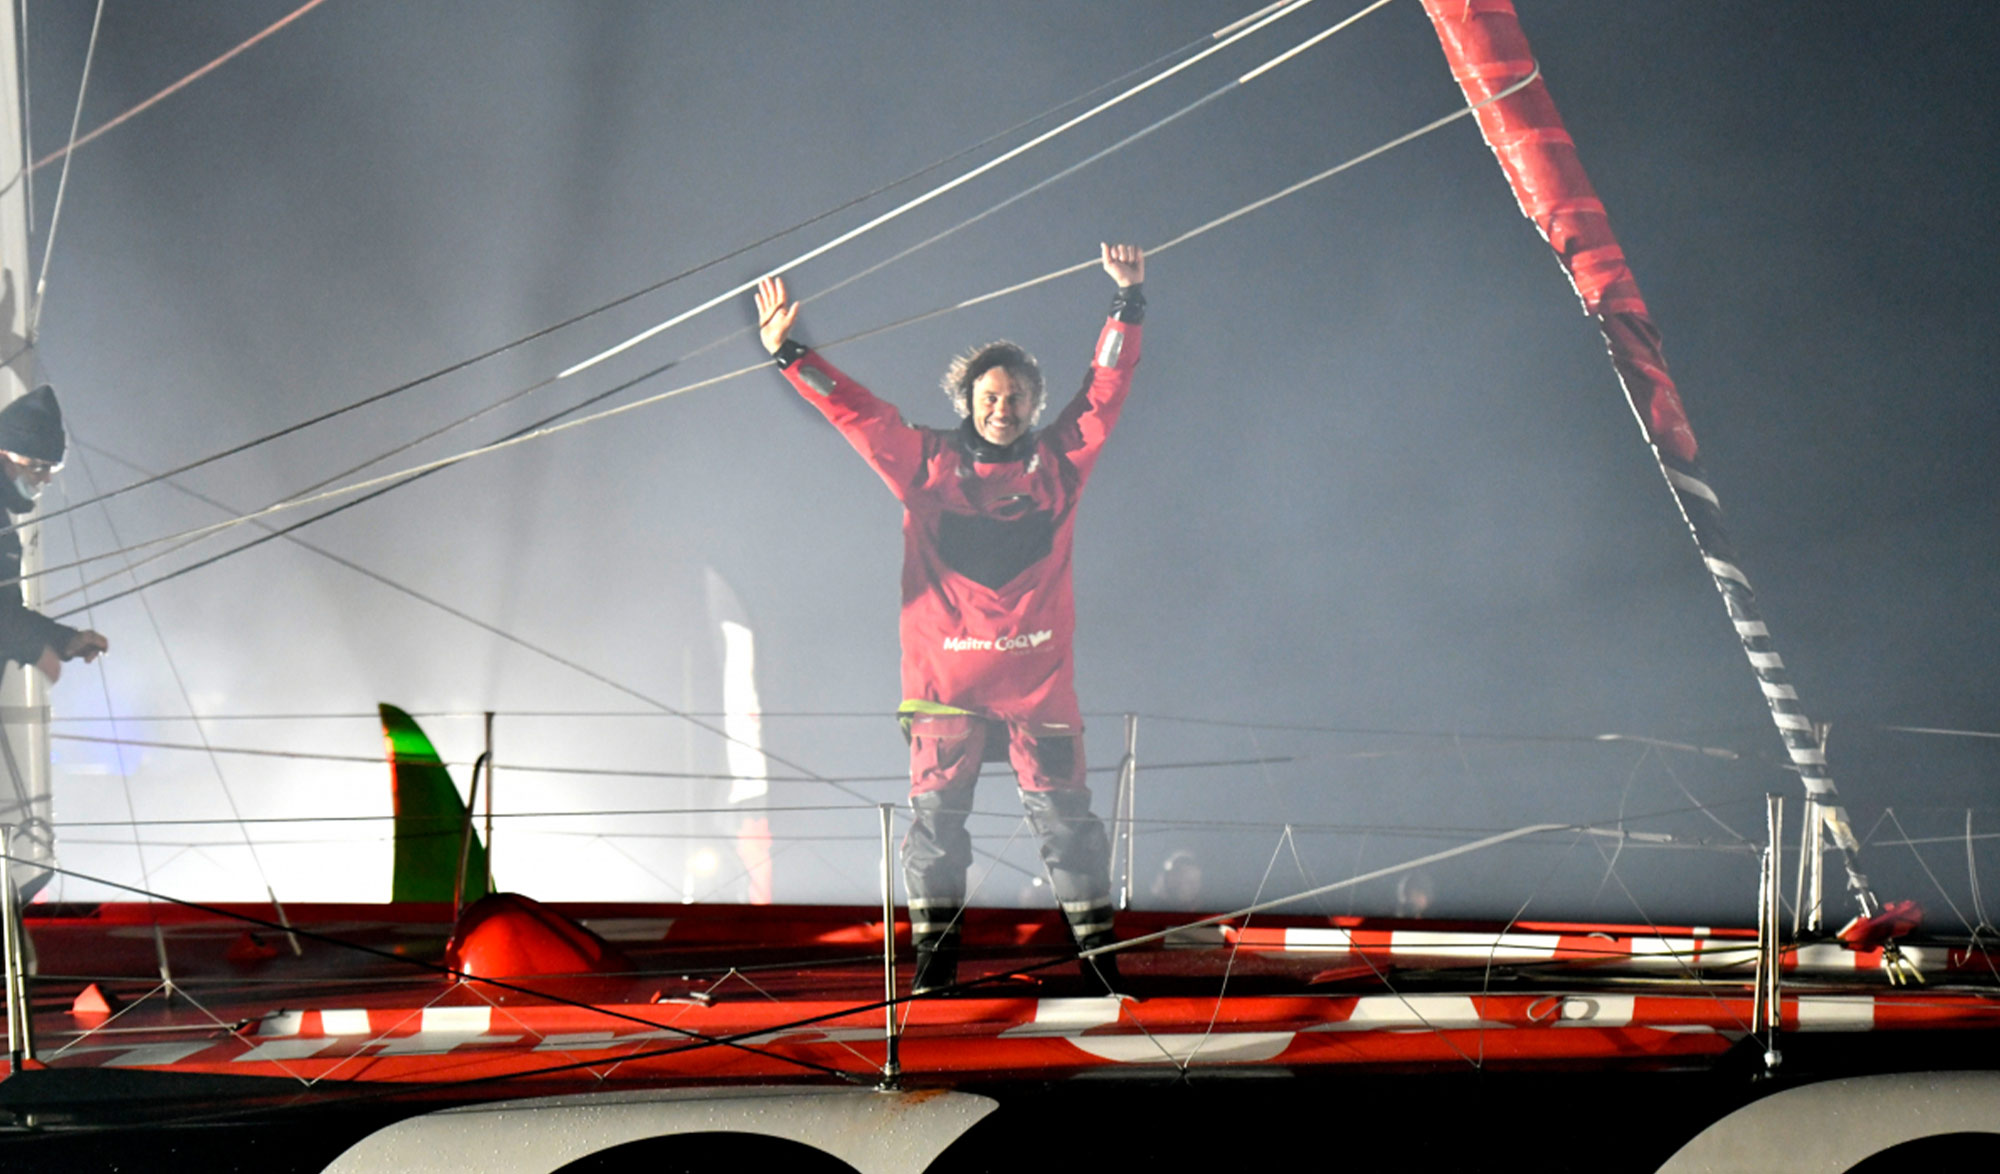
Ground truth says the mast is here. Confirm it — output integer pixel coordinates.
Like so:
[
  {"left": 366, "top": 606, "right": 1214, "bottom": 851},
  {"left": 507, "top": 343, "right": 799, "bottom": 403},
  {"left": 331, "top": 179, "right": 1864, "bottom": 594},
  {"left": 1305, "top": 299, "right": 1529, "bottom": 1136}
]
[
  {"left": 0, "top": 0, "right": 53, "bottom": 899},
  {"left": 1417, "top": 0, "right": 1880, "bottom": 923}
]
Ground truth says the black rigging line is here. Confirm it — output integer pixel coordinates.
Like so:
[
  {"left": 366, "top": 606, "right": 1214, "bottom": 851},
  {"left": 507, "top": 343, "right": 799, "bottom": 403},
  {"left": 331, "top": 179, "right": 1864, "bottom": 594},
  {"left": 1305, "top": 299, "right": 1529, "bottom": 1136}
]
[
  {"left": 5, "top": 898, "right": 1141, "bottom": 1137},
  {"left": 47, "top": 730, "right": 1291, "bottom": 782},
  {"left": 18, "top": 27, "right": 1220, "bottom": 534},
  {"left": 52, "top": 357, "right": 670, "bottom": 619},
  {"left": 30, "top": 7, "right": 1432, "bottom": 597},
  {"left": 55, "top": 430, "right": 891, "bottom": 815}
]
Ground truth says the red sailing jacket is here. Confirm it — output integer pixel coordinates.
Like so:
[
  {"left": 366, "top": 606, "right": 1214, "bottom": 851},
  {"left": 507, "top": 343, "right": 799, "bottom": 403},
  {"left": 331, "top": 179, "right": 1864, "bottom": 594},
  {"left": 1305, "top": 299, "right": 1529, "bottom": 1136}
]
[{"left": 783, "top": 315, "right": 1142, "bottom": 732}]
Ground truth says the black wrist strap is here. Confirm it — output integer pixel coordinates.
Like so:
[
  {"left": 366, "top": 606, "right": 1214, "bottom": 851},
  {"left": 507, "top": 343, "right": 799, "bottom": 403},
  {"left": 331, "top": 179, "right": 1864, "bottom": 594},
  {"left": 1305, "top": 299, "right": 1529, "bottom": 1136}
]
[
  {"left": 1110, "top": 283, "right": 1146, "bottom": 324},
  {"left": 773, "top": 338, "right": 810, "bottom": 368}
]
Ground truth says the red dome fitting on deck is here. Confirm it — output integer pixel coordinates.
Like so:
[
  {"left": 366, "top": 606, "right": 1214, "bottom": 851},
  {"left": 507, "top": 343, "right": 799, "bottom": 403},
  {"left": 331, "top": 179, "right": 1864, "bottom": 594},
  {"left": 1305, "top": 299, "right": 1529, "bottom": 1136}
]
[{"left": 445, "top": 892, "right": 633, "bottom": 979}]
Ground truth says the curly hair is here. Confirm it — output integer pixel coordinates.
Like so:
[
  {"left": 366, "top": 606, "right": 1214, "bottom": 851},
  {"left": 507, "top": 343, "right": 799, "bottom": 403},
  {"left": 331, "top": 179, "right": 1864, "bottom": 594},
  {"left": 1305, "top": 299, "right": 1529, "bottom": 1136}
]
[{"left": 940, "top": 341, "right": 1044, "bottom": 420}]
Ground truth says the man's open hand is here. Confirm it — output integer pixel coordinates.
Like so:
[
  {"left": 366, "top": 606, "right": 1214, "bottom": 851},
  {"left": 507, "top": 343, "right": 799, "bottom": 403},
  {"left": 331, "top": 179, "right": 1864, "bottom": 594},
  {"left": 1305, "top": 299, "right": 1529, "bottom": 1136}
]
[
  {"left": 63, "top": 629, "right": 108, "bottom": 663},
  {"left": 1101, "top": 243, "right": 1144, "bottom": 288},
  {"left": 755, "top": 276, "right": 800, "bottom": 356}
]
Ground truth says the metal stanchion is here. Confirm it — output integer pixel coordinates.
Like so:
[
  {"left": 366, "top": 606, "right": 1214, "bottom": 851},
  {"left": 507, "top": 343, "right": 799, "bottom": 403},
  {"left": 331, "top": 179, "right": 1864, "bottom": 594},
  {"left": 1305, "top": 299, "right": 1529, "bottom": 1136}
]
[
  {"left": 1807, "top": 800, "right": 1826, "bottom": 933},
  {"left": 1793, "top": 795, "right": 1823, "bottom": 937},
  {"left": 1115, "top": 714, "right": 1138, "bottom": 911},
  {"left": 1, "top": 824, "right": 28, "bottom": 1072},
  {"left": 878, "top": 804, "right": 901, "bottom": 1087},
  {"left": 1753, "top": 795, "right": 1784, "bottom": 1071},
  {"left": 454, "top": 752, "right": 489, "bottom": 918},
  {"left": 482, "top": 710, "right": 496, "bottom": 890}
]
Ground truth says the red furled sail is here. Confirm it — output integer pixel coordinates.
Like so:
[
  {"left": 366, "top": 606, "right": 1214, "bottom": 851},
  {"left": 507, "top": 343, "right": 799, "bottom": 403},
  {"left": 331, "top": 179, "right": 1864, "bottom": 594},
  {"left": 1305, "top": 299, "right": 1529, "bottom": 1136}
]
[{"left": 1419, "top": 0, "right": 1891, "bottom": 934}]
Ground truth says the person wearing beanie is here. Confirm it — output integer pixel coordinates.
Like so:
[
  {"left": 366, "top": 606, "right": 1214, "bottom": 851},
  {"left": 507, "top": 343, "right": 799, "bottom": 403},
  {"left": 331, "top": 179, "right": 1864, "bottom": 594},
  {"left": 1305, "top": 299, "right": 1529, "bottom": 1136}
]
[
  {"left": 0, "top": 386, "right": 108, "bottom": 683},
  {"left": 755, "top": 244, "right": 1146, "bottom": 995}
]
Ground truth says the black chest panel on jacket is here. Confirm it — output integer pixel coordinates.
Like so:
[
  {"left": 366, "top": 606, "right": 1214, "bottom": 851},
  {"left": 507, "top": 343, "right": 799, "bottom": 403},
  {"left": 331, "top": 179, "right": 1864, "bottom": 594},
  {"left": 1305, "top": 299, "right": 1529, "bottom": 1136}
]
[{"left": 938, "top": 504, "right": 1055, "bottom": 589}]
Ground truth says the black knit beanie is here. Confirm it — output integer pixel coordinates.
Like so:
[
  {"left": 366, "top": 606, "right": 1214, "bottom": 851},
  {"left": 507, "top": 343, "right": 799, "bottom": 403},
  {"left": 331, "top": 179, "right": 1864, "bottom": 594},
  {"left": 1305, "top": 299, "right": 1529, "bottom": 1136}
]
[{"left": 0, "top": 385, "right": 65, "bottom": 463}]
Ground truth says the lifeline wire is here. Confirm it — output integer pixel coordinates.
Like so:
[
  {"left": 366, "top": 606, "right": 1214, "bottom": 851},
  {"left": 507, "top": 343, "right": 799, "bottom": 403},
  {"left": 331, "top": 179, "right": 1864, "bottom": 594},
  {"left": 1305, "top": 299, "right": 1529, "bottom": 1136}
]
[
  {"left": 18, "top": 8, "right": 1245, "bottom": 530},
  {"left": 0, "top": 850, "right": 870, "bottom": 1084},
  {"left": 33, "top": 45, "right": 1532, "bottom": 597},
  {"left": 60, "top": 447, "right": 1063, "bottom": 898},
  {"left": 1086, "top": 822, "right": 1571, "bottom": 958},
  {"left": 46, "top": 730, "right": 1287, "bottom": 782},
  {"left": 47, "top": 795, "right": 1757, "bottom": 837}
]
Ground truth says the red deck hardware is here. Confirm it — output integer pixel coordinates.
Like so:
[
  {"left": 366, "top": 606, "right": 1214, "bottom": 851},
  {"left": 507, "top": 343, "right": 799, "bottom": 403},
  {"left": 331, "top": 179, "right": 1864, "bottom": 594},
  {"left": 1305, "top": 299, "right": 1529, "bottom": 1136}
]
[{"left": 444, "top": 893, "right": 633, "bottom": 980}]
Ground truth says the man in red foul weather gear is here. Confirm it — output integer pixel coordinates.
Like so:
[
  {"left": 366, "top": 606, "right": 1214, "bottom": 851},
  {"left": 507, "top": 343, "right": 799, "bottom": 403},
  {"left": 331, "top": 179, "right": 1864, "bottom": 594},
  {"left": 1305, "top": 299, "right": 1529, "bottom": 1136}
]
[{"left": 756, "top": 243, "right": 1145, "bottom": 992}]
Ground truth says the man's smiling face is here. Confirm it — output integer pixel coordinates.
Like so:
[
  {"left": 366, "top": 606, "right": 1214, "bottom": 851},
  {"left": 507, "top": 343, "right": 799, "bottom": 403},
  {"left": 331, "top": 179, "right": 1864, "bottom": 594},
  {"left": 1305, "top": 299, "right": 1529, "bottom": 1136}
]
[{"left": 972, "top": 367, "right": 1033, "bottom": 447}]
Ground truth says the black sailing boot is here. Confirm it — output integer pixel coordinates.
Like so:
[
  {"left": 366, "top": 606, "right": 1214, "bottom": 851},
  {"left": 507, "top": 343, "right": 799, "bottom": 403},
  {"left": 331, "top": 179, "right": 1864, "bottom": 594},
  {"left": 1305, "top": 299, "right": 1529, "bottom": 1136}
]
[
  {"left": 912, "top": 931, "right": 961, "bottom": 995},
  {"left": 1077, "top": 930, "right": 1121, "bottom": 995}
]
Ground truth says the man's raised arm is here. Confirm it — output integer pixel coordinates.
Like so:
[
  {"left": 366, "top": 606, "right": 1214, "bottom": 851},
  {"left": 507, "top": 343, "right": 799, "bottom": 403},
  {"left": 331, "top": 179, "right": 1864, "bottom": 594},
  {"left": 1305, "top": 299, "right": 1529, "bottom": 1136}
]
[
  {"left": 754, "top": 276, "right": 927, "bottom": 499},
  {"left": 1046, "top": 243, "right": 1146, "bottom": 478}
]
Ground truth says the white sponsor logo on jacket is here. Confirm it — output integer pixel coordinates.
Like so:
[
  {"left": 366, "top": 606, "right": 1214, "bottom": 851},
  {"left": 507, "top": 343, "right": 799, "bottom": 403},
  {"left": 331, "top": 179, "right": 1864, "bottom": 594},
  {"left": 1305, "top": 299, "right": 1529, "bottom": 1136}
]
[{"left": 942, "top": 630, "right": 1053, "bottom": 653}]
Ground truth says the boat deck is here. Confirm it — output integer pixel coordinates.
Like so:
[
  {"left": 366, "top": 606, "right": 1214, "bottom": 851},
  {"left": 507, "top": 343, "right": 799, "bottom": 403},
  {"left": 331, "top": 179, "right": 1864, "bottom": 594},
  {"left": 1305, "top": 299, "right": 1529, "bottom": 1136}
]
[{"left": 10, "top": 900, "right": 1997, "bottom": 1095}]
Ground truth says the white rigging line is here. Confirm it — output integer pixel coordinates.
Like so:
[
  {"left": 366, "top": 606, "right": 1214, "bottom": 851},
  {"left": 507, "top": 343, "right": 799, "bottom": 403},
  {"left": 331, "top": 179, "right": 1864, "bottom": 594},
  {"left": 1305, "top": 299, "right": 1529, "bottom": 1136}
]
[
  {"left": 1882, "top": 806, "right": 1985, "bottom": 944},
  {"left": 26, "top": 0, "right": 100, "bottom": 339},
  {"left": 1092, "top": 822, "right": 1570, "bottom": 958},
  {"left": 26, "top": 16, "right": 1230, "bottom": 532},
  {"left": 778, "top": 0, "right": 1400, "bottom": 333},
  {"left": 1584, "top": 832, "right": 1753, "bottom": 1034},
  {"left": 821, "top": 60, "right": 1545, "bottom": 346},
  {"left": 31, "top": 5, "right": 1378, "bottom": 601},
  {"left": 1886, "top": 724, "right": 2000, "bottom": 741},
  {"left": 64, "top": 447, "right": 300, "bottom": 952},
  {"left": 552, "top": 0, "right": 1351, "bottom": 382},
  {"left": 48, "top": 466, "right": 181, "bottom": 985},
  {"left": 17, "top": 0, "right": 33, "bottom": 229},
  {"left": 0, "top": 0, "right": 325, "bottom": 202},
  {"left": 53, "top": 441, "right": 877, "bottom": 813},
  {"left": 27, "top": 48, "right": 1537, "bottom": 591}
]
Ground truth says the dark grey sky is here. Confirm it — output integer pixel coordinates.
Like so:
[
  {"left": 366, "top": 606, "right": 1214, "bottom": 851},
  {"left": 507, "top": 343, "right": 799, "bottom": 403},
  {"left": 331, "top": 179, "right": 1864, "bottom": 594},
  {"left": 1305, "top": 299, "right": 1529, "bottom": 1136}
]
[{"left": 21, "top": 2, "right": 1998, "bottom": 921}]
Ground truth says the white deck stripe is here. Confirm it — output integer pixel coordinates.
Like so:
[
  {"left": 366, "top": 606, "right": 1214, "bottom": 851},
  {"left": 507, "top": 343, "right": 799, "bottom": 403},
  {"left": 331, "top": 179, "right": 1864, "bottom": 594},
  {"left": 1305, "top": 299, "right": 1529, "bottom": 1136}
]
[
  {"left": 373, "top": 1005, "right": 519, "bottom": 1056},
  {"left": 236, "top": 1037, "right": 338, "bottom": 1062},
  {"left": 1795, "top": 996, "right": 1874, "bottom": 1031},
  {"left": 1335, "top": 994, "right": 1498, "bottom": 1030},
  {"left": 1280, "top": 927, "right": 1353, "bottom": 952},
  {"left": 1793, "top": 944, "right": 1862, "bottom": 972},
  {"left": 533, "top": 1031, "right": 617, "bottom": 1052},
  {"left": 107, "top": 1043, "right": 213, "bottom": 1067},
  {"left": 999, "top": 997, "right": 1123, "bottom": 1037},
  {"left": 321, "top": 1009, "right": 373, "bottom": 1035},
  {"left": 1390, "top": 931, "right": 1560, "bottom": 961},
  {"left": 421, "top": 1007, "right": 491, "bottom": 1032},
  {"left": 1067, "top": 1031, "right": 1292, "bottom": 1064},
  {"left": 1556, "top": 995, "right": 1634, "bottom": 1027},
  {"left": 258, "top": 1009, "right": 304, "bottom": 1037}
]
